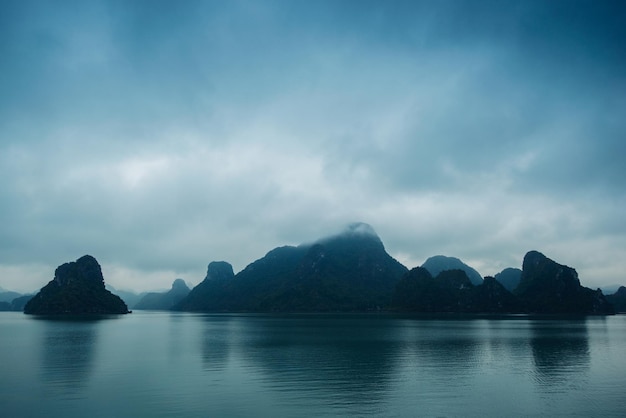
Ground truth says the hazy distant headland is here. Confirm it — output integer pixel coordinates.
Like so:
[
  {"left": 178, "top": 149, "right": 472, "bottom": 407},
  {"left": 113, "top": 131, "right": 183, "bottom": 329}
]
[{"left": 4, "top": 223, "right": 624, "bottom": 316}]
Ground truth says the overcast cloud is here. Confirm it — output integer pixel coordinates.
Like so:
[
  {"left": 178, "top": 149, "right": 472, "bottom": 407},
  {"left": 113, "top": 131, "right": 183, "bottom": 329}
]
[{"left": 1, "top": 0, "right": 624, "bottom": 293}]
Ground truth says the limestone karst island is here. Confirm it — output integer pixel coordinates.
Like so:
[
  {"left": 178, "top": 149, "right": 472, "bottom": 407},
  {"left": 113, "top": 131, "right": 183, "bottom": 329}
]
[
  {"left": 17, "top": 224, "right": 623, "bottom": 316},
  {"left": 24, "top": 255, "right": 129, "bottom": 315}
]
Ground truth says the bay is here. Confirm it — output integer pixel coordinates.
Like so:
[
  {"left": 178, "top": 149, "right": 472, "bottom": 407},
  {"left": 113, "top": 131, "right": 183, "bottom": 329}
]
[{"left": 1, "top": 312, "right": 625, "bottom": 417}]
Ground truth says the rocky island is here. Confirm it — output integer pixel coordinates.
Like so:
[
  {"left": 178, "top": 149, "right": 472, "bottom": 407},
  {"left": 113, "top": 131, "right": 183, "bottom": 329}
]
[
  {"left": 24, "top": 255, "right": 130, "bottom": 315},
  {"left": 16, "top": 225, "right": 618, "bottom": 316},
  {"left": 171, "top": 224, "right": 615, "bottom": 315},
  {"left": 174, "top": 223, "right": 408, "bottom": 312}
]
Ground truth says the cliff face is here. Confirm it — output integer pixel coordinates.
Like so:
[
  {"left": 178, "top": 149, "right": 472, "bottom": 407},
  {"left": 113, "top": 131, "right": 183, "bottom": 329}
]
[
  {"left": 24, "top": 255, "right": 129, "bottom": 315},
  {"left": 174, "top": 261, "right": 236, "bottom": 311},
  {"left": 515, "top": 251, "right": 614, "bottom": 314}
]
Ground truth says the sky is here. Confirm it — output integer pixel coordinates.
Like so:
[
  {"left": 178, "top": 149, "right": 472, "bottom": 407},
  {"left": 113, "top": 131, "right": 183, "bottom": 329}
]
[{"left": 1, "top": 0, "right": 624, "bottom": 293}]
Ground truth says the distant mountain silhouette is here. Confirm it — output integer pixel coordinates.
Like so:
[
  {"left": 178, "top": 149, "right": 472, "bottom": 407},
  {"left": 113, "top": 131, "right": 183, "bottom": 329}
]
[
  {"left": 391, "top": 268, "right": 520, "bottom": 313},
  {"left": 0, "top": 289, "right": 35, "bottom": 311},
  {"left": 0, "top": 291, "right": 33, "bottom": 311},
  {"left": 10, "top": 295, "right": 33, "bottom": 311},
  {"left": 421, "top": 255, "right": 483, "bottom": 286},
  {"left": 393, "top": 250, "right": 612, "bottom": 315},
  {"left": 134, "top": 279, "right": 190, "bottom": 310},
  {"left": 514, "top": 251, "right": 613, "bottom": 314},
  {"left": 175, "top": 223, "right": 408, "bottom": 312},
  {"left": 174, "top": 261, "right": 236, "bottom": 311},
  {"left": 495, "top": 268, "right": 522, "bottom": 292},
  {"left": 0, "top": 290, "right": 22, "bottom": 303},
  {"left": 106, "top": 285, "right": 147, "bottom": 309},
  {"left": 24, "top": 255, "right": 130, "bottom": 315},
  {"left": 173, "top": 226, "right": 614, "bottom": 315},
  {"left": 603, "top": 286, "right": 626, "bottom": 313}
]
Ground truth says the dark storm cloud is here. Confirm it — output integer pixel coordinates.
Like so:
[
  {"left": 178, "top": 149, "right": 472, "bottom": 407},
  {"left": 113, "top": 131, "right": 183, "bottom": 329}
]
[{"left": 0, "top": 0, "right": 624, "bottom": 292}]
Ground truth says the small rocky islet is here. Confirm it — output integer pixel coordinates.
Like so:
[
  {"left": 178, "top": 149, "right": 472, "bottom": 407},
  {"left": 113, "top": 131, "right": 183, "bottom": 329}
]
[{"left": 24, "top": 255, "right": 129, "bottom": 315}]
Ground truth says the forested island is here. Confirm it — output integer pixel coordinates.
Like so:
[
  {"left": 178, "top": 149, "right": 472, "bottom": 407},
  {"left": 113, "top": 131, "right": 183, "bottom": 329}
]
[
  {"left": 23, "top": 255, "right": 129, "bottom": 315},
  {"left": 6, "top": 223, "right": 624, "bottom": 316},
  {"left": 169, "top": 223, "right": 614, "bottom": 314}
]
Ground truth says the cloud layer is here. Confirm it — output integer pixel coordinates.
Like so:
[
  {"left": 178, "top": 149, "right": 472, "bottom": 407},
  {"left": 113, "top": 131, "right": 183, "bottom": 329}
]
[{"left": 1, "top": 0, "right": 625, "bottom": 292}]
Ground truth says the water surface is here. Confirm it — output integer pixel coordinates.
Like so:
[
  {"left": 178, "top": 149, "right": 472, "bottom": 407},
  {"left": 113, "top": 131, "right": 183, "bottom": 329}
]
[{"left": 1, "top": 312, "right": 624, "bottom": 417}]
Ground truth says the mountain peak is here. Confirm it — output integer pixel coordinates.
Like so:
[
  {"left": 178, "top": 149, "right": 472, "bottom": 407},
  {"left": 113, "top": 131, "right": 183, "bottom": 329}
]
[
  {"left": 205, "top": 261, "right": 235, "bottom": 281},
  {"left": 516, "top": 250, "right": 613, "bottom": 314},
  {"left": 315, "top": 222, "right": 383, "bottom": 249},
  {"left": 53, "top": 254, "right": 104, "bottom": 288},
  {"left": 171, "top": 278, "right": 190, "bottom": 291},
  {"left": 343, "top": 222, "right": 378, "bottom": 237},
  {"left": 25, "top": 255, "right": 129, "bottom": 315},
  {"left": 421, "top": 255, "right": 483, "bottom": 286}
]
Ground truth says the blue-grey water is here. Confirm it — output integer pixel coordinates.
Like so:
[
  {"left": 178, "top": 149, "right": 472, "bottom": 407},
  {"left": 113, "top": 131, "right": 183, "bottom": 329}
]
[{"left": 1, "top": 312, "right": 625, "bottom": 417}]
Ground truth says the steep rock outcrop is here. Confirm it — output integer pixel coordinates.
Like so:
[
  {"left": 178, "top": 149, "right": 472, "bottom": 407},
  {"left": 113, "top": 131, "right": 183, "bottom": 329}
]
[
  {"left": 514, "top": 251, "right": 613, "bottom": 314},
  {"left": 174, "top": 261, "right": 236, "bottom": 311},
  {"left": 24, "top": 255, "right": 129, "bottom": 315}
]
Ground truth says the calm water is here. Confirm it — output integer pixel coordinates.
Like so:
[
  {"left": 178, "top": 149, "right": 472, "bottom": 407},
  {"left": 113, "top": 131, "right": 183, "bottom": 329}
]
[{"left": 1, "top": 312, "right": 625, "bottom": 417}]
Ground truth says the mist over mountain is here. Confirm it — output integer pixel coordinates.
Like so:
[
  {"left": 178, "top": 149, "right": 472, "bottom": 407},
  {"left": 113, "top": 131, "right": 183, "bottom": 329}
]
[
  {"left": 421, "top": 255, "right": 483, "bottom": 286},
  {"left": 24, "top": 255, "right": 130, "bottom": 315},
  {"left": 135, "top": 279, "right": 191, "bottom": 310},
  {"left": 0, "top": 293, "right": 33, "bottom": 312},
  {"left": 0, "top": 290, "right": 22, "bottom": 303},
  {"left": 7, "top": 224, "right": 619, "bottom": 315},
  {"left": 106, "top": 285, "right": 147, "bottom": 309},
  {"left": 0, "top": 286, "right": 33, "bottom": 311},
  {"left": 9, "top": 295, "right": 33, "bottom": 311},
  {"left": 172, "top": 224, "right": 615, "bottom": 315},
  {"left": 176, "top": 223, "right": 407, "bottom": 312}
]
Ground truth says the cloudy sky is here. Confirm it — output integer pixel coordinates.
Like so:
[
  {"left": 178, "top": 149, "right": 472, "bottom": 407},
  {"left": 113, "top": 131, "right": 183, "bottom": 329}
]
[{"left": 1, "top": 0, "right": 624, "bottom": 293}]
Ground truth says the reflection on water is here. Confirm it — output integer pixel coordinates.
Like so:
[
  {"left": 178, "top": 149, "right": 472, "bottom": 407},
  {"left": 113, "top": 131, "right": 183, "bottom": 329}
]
[
  {"left": 38, "top": 317, "right": 120, "bottom": 397},
  {"left": 233, "top": 315, "right": 399, "bottom": 408},
  {"left": 41, "top": 323, "right": 97, "bottom": 395},
  {"left": 199, "top": 315, "right": 399, "bottom": 414},
  {"left": 200, "top": 315, "right": 233, "bottom": 370},
  {"left": 530, "top": 319, "right": 590, "bottom": 388},
  {"left": 399, "top": 320, "right": 483, "bottom": 375},
  {"left": 0, "top": 312, "right": 624, "bottom": 417}
]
